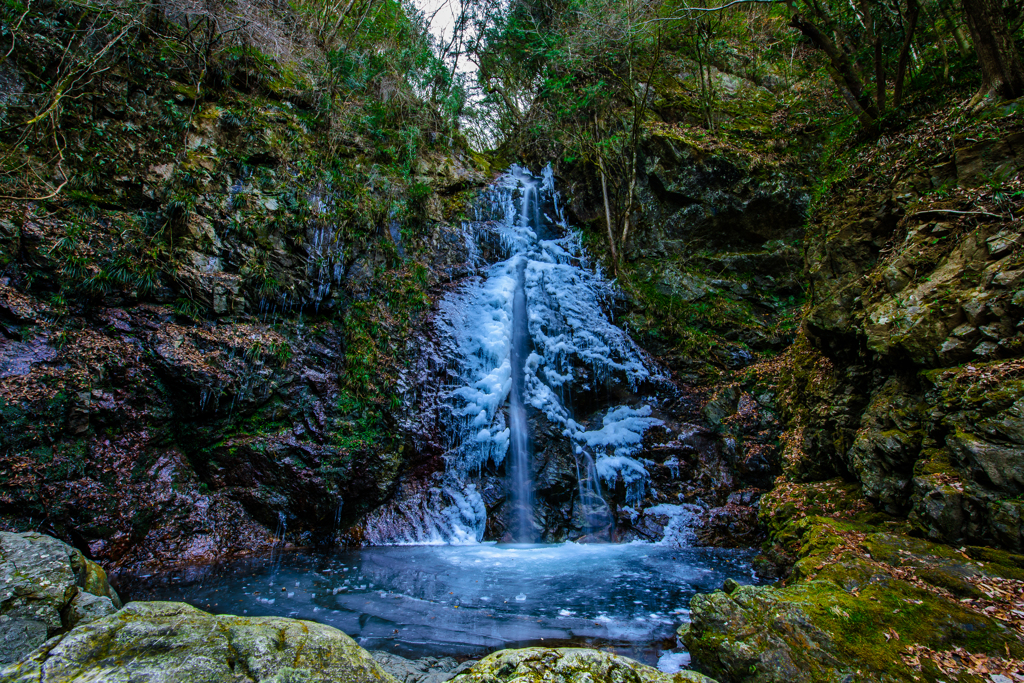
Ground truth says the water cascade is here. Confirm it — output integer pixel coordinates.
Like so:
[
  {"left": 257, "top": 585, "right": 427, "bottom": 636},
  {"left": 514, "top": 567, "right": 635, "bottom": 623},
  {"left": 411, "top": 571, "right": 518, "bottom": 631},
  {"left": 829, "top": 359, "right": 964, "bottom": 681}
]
[
  {"left": 508, "top": 254, "right": 533, "bottom": 541},
  {"left": 366, "top": 165, "right": 667, "bottom": 544}
]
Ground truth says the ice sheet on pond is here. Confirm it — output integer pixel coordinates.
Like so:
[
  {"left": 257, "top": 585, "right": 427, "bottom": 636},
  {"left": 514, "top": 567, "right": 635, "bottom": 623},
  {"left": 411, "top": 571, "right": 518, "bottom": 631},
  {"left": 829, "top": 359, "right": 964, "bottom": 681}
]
[{"left": 126, "top": 542, "right": 758, "bottom": 665}]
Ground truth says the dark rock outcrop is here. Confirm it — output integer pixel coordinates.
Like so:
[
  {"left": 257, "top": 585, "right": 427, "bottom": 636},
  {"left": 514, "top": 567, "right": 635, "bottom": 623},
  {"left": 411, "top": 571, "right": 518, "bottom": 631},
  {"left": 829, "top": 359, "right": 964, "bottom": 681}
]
[
  {"left": 372, "top": 652, "right": 476, "bottom": 683},
  {"left": 770, "top": 107, "right": 1024, "bottom": 551}
]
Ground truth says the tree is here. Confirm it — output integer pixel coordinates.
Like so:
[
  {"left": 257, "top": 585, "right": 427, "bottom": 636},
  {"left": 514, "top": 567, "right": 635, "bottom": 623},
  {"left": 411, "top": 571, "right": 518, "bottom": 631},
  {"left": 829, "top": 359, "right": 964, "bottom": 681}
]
[
  {"left": 787, "top": 0, "right": 922, "bottom": 132},
  {"left": 961, "top": 0, "right": 1024, "bottom": 109}
]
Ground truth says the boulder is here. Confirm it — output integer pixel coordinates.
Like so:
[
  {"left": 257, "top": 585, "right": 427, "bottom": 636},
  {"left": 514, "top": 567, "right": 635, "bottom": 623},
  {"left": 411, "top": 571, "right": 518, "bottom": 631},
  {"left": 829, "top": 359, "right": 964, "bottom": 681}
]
[
  {"left": 450, "top": 647, "right": 717, "bottom": 683},
  {"left": 372, "top": 651, "right": 476, "bottom": 683},
  {"left": 1, "top": 601, "right": 398, "bottom": 683},
  {"left": 688, "top": 514, "right": 1024, "bottom": 683},
  {"left": 0, "top": 532, "right": 120, "bottom": 665}
]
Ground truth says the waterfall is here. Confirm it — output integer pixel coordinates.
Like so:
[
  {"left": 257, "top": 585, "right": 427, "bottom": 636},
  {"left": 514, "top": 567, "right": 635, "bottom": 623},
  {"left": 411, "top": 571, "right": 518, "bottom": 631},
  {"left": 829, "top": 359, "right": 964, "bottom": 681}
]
[
  {"left": 508, "top": 255, "right": 534, "bottom": 542},
  {"left": 576, "top": 453, "right": 613, "bottom": 540},
  {"left": 365, "top": 165, "right": 666, "bottom": 544}
]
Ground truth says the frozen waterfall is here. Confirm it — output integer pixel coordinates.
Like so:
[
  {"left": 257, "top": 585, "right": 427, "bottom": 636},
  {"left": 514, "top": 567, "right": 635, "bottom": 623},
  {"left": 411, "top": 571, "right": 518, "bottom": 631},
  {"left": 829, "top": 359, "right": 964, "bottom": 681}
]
[{"left": 365, "top": 165, "right": 665, "bottom": 544}]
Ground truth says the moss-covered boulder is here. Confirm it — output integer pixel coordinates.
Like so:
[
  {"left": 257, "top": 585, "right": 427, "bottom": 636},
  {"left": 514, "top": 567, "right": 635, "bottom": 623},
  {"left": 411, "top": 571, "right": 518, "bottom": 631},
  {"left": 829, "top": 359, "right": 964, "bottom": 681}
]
[
  {"left": 686, "top": 577, "right": 1021, "bottom": 683},
  {"left": 1, "top": 601, "right": 398, "bottom": 683},
  {"left": 0, "top": 532, "right": 121, "bottom": 665},
  {"left": 688, "top": 512, "right": 1024, "bottom": 682},
  {"left": 450, "top": 647, "right": 717, "bottom": 683}
]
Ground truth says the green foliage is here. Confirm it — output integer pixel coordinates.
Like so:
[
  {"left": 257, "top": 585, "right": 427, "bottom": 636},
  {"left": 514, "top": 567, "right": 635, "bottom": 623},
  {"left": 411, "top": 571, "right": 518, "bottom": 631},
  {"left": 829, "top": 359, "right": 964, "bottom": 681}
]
[
  {"left": 624, "top": 261, "right": 797, "bottom": 360},
  {"left": 331, "top": 393, "right": 388, "bottom": 451},
  {"left": 340, "top": 262, "right": 430, "bottom": 402},
  {"left": 173, "top": 297, "right": 206, "bottom": 321}
]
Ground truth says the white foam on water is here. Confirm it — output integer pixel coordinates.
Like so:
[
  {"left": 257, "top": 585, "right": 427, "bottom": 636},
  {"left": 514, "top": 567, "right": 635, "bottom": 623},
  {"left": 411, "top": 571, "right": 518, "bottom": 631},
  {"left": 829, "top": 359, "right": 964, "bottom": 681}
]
[{"left": 656, "top": 651, "right": 691, "bottom": 673}]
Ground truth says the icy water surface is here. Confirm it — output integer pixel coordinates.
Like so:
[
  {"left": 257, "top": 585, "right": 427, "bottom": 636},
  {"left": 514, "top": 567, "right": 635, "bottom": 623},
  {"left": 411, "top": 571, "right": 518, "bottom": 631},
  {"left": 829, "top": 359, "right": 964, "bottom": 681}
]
[{"left": 127, "top": 542, "right": 757, "bottom": 666}]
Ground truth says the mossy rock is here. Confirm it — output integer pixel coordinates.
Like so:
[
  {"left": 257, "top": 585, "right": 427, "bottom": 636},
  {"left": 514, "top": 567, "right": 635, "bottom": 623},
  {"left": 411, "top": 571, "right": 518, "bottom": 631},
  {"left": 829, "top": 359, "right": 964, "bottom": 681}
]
[
  {"left": 694, "top": 513, "right": 1024, "bottom": 683},
  {"left": 761, "top": 508, "right": 872, "bottom": 556},
  {"left": 759, "top": 478, "right": 869, "bottom": 536},
  {"left": 686, "top": 578, "right": 1022, "bottom": 683},
  {"left": 1, "top": 601, "right": 398, "bottom": 683},
  {"left": 965, "top": 545, "right": 1024, "bottom": 570},
  {"left": 450, "top": 647, "right": 717, "bottom": 683},
  {"left": 0, "top": 532, "right": 120, "bottom": 665}
]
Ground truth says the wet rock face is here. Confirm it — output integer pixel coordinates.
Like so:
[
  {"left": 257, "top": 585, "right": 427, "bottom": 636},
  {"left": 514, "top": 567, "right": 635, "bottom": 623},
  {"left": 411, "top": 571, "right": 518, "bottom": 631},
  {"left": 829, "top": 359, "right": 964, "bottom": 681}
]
[
  {"left": 371, "top": 651, "right": 476, "bottom": 683},
  {"left": 635, "top": 136, "right": 809, "bottom": 257},
  {"left": 905, "top": 367, "right": 1024, "bottom": 550},
  {"left": 789, "top": 354, "right": 1024, "bottom": 554},
  {"left": 450, "top": 647, "right": 718, "bottom": 683},
  {"left": 556, "top": 134, "right": 811, "bottom": 383},
  {"left": 1, "top": 601, "right": 398, "bottom": 683},
  {"left": 0, "top": 532, "right": 120, "bottom": 665},
  {"left": 0, "top": 0, "right": 489, "bottom": 570},
  {"left": 0, "top": 284, "right": 418, "bottom": 569},
  {"left": 426, "top": 383, "right": 778, "bottom": 546}
]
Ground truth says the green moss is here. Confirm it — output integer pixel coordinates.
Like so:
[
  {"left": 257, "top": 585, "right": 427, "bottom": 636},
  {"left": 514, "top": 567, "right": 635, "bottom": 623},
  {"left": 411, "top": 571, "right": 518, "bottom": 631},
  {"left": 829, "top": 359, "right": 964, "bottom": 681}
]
[
  {"left": 720, "top": 509, "right": 1024, "bottom": 680},
  {"left": 758, "top": 479, "right": 874, "bottom": 541},
  {"left": 330, "top": 393, "right": 391, "bottom": 453},
  {"left": 616, "top": 253, "right": 803, "bottom": 375},
  {"left": 913, "top": 449, "right": 959, "bottom": 477},
  {"left": 965, "top": 545, "right": 1024, "bottom": 570},
  {"left": 915, "top": 568, "right": 988, "bottom": 599},
  {"left": 689, "top": 555, "right": 1024, "bottom": 683},
  {"left": 813, "top": 576, "right": 1021, "bottom": 667}
]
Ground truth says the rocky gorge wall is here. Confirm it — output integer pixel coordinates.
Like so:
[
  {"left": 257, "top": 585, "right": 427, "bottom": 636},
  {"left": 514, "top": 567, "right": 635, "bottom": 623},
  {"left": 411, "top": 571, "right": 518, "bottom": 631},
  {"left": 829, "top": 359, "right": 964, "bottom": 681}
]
[
  {"left": 572, "top": 88, "right": 1024, "bottom": 560},
  {"left": 774, "top": 104, "right": 1024, "bottom": 552},
  {"left": 0, "top": 0, "right": 488, "bottom": 570},
  {"left": 666, "top": 101, "right": 1024, "bottom": 683},
  {"left": 3, "top": 0, "right": 1023, "bottom": 589},
  {"left": 0, "top": 40, "right": 818, "bottom": 568},
  {"left": 3, "top": 0, "right": 1024, "bottom": 679},
  {"left": 530, "top": 87, "right": 815, "bottom": 544}
]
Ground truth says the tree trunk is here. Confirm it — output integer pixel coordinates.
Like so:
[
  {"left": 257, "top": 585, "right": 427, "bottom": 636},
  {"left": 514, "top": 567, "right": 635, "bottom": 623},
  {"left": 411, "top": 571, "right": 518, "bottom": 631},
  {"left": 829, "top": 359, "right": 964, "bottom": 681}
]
[
  {"left": 940, "top": 2, "right": 972, "bottom": 55},
  {"left": 835, "top": 79, "right": 879, "bottom": 130},
  {"left": 598, "top": 156, "right": 619, "bottom": 271},
  {"left": 962, "top": 0, "right": 1024, "bottom": 108},
  {"left": 487, "top": 81, "right": 523, "bottom": 122},
  {"left": 620, "top": 165, "right": 636, "bottom": 249},
  {"left": 858, "top": 0, "right": 886, "bottom": 112},
  {"left": 894, "top": 0, "right": 921, "bottom": 107},
  {"left": 790, "top": 13, "right": 879, "bottom": 126},
  {"left": 930, "top": 6, "right": 952, "bottom": 80}
]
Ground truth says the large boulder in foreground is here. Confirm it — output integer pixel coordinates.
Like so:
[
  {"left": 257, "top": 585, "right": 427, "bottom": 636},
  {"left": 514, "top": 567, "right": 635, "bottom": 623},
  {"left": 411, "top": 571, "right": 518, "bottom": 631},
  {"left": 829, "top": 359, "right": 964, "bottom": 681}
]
[
  {"left": 450, "top": 647, "right": 717, "bottom": 683},
  {"left": 685, "top": 515, "right": 1024, "bottom": 683},
  {"left": 0, "top": 531, "right": 121, "bottom": 665},
  {"left": 1, "top": 601, "right": 398, "bottom": 683}
]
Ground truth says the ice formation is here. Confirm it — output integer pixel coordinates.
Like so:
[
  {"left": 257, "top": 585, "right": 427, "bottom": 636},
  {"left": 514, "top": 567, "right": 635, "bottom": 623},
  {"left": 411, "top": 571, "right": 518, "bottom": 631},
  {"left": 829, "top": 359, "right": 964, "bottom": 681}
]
[
  {"left": 373, "top": 165, "right": 666, "bottom": 543},
  {"left": 362, "top": 481, "right": 487, "bottom": 545}
]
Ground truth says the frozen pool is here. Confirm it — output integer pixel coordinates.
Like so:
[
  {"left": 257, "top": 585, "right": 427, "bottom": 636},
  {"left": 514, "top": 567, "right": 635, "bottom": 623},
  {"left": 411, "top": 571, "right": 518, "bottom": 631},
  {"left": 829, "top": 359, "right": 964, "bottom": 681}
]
[{"left": 124, "top": 542, "right": 757, "bottom": 666}]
